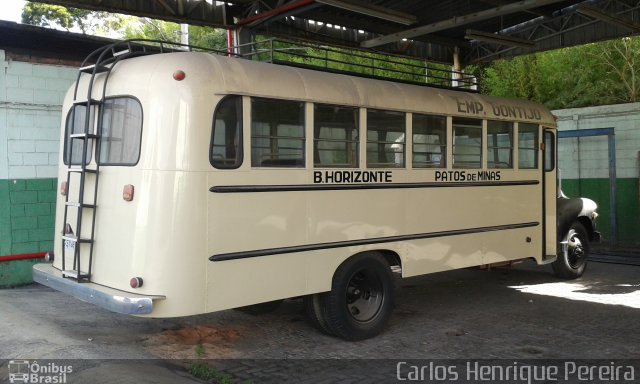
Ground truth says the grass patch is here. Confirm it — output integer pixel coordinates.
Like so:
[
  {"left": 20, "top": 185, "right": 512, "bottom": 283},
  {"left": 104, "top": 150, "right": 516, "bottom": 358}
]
[{"left": 190, "top": 363, "right": 235, "bottom": 384}]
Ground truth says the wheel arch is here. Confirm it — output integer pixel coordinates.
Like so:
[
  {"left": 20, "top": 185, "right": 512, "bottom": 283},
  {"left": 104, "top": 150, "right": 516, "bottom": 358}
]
[
  {"left": 342, "top": 249, "right": 402, "bottom": 269},
  {"left": 576, "top": 215, "right": 596, "bottom": 242}
]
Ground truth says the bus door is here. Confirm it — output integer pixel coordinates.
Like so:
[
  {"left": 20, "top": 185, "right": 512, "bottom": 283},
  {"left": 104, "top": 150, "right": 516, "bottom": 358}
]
[{"left": 543, "top": 128, "right": 557, "bottom": 257}]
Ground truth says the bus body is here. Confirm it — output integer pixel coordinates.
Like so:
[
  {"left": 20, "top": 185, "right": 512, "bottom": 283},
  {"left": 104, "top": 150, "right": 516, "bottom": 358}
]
[{"left": 33, "top": 45, "right": 598, "bottom": 340}]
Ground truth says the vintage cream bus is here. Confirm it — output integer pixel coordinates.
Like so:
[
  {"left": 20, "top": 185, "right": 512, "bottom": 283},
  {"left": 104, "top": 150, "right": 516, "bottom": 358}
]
[{"left": 33, "top": 41, "right": 599, "bottom": 340}]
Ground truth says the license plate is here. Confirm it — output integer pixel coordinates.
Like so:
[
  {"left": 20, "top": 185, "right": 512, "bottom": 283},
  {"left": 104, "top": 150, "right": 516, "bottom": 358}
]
[{"left": 64, "top": 238, "right": 76, "bottom": 253}]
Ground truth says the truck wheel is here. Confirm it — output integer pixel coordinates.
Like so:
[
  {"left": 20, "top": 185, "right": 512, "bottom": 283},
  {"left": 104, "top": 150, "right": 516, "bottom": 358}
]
[
  {"left": 303, "top": 294, "right": 333, "bottom": 335},
  {"left": 321, "top": 253, "right": 395, "bottom": 341},
  {"left": 553, "top": 221, "right": 589, "bottom": 279}
]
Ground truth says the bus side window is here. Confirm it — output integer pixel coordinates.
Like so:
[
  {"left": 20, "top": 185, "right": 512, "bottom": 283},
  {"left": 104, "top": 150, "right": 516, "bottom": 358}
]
[
  {"left": 518, "top": 123, "right": 539, "bottom": 169},
  {"left": 366, "top": 109, "right": 405, "bottom": 168},
  {"left": 211, "top": 95, "right": 243, "bottom": 169},
  {"left": 487, "top": 120, "right": 513, "bottom": 169},
  {"left": 412, "top": 113, "right": 446, "bottom": 168},
  {"left": 251, "top": 98, "right": 305, "bottom": 168},
  {"left": 314, "top": 104, "right": 359, "bottom": 168},
  {"left": 452, "top": 117, "right": 482, "bottom": 169}
]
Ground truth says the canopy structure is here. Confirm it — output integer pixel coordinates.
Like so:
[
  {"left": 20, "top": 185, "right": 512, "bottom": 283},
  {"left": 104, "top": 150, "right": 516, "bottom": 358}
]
[{"left": 31, "top": 0, "right": 640, "bottom": 65}]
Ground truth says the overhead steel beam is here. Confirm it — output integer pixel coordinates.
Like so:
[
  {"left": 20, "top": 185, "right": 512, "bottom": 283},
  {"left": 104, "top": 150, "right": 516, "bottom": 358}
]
[
  {"left": 360, "top": 0, "right": 568, "bottom": 48},
  {"left": 465, "top": 29, "right": 536, "bottom": 48},
  {"left": 576, "top": 4, "right": 640, "bottom": 32},
  {"left": 315, "top": 0, "right": 417, "bottom": 25},
  {"left": 464, "top": 0, "right": 640, "bottom": 63},
  {"left": 236, "top": 0, "right": 317, "bottom": 27}
]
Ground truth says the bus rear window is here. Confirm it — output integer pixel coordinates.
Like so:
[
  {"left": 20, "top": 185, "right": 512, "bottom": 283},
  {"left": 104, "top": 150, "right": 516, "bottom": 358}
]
[
  {"left": 211, "top": 96, "right": 243, "bottom": 169},
  {"left": 63, "top": 105, "right": 94, "bottom": 166},
  {"left": 99, "top": 97, "right": 143, "bottom": 166}
]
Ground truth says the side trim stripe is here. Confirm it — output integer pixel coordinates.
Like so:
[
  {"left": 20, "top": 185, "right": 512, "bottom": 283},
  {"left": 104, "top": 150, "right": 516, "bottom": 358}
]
[
  {"left": 210, "top": 180, "right": 538, "bottom": 193},
  {"left": 209, "top": 222, "right": 539, "bottom": 262}
]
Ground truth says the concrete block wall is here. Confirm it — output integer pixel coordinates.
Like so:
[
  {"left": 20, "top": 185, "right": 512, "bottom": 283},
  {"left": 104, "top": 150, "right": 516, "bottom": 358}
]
[
  {"left": 553, "top": 103, "right": 640, "bottom": 247},
  {"left": 0, "top": 49, "right": 76, "bottom": 257}
]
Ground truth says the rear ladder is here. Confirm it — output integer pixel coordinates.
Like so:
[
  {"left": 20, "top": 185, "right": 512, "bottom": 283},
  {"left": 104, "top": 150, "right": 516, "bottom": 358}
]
[{"left": 60, "top": 41, "right": 169, "bottom": 281}]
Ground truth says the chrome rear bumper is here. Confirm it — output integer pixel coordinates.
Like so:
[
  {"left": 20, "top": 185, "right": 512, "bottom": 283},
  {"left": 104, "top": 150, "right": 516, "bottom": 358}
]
[{"left": 33, "top": 263, "right": 164, "bottom": 315}]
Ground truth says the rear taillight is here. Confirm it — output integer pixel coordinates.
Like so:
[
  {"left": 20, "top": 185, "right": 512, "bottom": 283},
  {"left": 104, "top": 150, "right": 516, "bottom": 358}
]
[
  {"left": 130, "top": 277, "right": 143, "bottom": 288},
  {"left": 60, "top": 181, "right": 68, "bottom": 196},
  {"left": 123, "top": 184, "right": 134, "bottom": 201}
]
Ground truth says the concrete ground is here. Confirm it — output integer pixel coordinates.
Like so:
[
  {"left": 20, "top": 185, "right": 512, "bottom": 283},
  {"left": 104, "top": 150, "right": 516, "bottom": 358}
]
[{"left": 0, "top": 260, "right": 639, "bottom": 383}]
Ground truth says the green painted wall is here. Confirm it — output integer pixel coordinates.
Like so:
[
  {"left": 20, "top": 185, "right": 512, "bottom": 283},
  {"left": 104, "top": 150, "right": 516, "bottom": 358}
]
[
  {"left": 0, "top": 178, "right": 57, "bottom": 255},
  {"left": 562, "top": 178, "right": 639, "bottom": 246},
  {"left": 1, "top": 177, "right": 56, "bottom": 287},
  {"left": 0, "top": 258, "right": 43, "bottom": 288}
]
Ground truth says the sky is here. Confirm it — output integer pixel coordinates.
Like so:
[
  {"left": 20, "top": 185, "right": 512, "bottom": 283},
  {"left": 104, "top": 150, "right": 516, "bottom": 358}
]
[{"left": 0, "top": 0, "right": 26, "bottom": 23}]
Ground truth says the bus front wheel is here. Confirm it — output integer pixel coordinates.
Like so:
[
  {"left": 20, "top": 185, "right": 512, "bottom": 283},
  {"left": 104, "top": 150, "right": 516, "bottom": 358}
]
[
  {"left": 321, "top": 253, "right": 395, "bottom": 341},
  {"left": 553, "top": 221, "right": 589, "bottom": 279}
]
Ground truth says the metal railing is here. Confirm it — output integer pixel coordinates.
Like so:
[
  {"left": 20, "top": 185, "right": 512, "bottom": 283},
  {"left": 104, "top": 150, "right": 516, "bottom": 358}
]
[{"left": 231, "top": 38, "right": 477, "bottom": 91}]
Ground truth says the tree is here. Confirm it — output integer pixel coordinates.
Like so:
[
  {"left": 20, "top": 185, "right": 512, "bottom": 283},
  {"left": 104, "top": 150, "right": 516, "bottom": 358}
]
[
  {"left": 596, "top": 37, "right": 640, "bottom": 103},
  {"left": 21, "top": 2, "right": 226, "bottom": 50},
  {"left": 120, "top": 17, "right": 227, "bottom": 50},
  {"left": 21, "top": 1, "right": 122, "bottom": 35},
  {"left": 473, "top": 36, "right": 640, "bottom": 109}
]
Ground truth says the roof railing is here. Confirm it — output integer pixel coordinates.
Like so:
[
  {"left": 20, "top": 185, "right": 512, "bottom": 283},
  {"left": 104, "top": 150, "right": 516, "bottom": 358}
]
[
  {"left": 231, "top": 38, "right": 478, "bottom": 91},
  {"left": 80, "top": 38, "right": 477, "bottom": 92}
]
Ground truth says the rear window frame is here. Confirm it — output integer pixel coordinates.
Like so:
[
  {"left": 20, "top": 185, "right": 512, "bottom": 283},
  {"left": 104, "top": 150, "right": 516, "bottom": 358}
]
[{"left": 97, "top": 95, "right": 144, "bottom": 167}]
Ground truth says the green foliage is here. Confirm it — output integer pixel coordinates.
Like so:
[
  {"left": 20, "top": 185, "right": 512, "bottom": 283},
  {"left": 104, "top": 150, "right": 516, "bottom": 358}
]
[
  {"left": 21, "top": 2, "right": 226, "bottom": 50},
  {"left": 194, "top": 343, "right": 205, "bottom": 358},
  {"left": 190, "top": 363, "right": 235, "bottom": 384},
  {"left": 474, "top": 37, "right": 640, "bottom": 109},
  {"left": 21, "top": 1, "right": 122, "bottom": 34},
  {"left": 120, "top": 17, "right": 226, "bottom": 50}
]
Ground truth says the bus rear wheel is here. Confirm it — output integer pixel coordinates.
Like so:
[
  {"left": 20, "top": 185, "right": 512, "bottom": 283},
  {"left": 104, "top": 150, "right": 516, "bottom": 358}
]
[
  {"left": 320, "top": 253, "right": 395, "bottom": 341},
  {"left": 553, "top": 221, "right": 589, "bottom": 279},
  {"left": 303, "top": 293, "right": 333, "bottom": 335}
]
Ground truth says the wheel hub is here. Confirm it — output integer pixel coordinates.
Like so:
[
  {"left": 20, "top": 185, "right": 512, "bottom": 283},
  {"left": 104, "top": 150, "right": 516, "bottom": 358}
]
[{"left": 345, "top": 271, "right": 384, "bottom": 323}]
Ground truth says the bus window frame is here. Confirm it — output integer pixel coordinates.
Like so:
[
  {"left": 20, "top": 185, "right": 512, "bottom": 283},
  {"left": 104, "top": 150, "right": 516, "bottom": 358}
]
[
  {"left": 98, "top": 95, "right": 144, "bottom": 167},
  {"left": 210, "top": 95, "right": 244, "bottom": 170}
]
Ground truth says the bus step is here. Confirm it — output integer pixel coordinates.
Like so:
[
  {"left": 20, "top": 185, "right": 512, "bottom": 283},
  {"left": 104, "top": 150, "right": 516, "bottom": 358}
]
[
  {"left": 73, "top": 99, "right": 102, "bottom": 106},
  {"left": 65, "top": 202, "right": 96, "bottom": 209},
  {"left": 68, "top": 167, "right": 97, "bottom": 174},
  {"left": 62, "top": 235, "right": 94, "bottom": 244},
  {"left": 62, "top": 270, "right": 90, "bottom": 280},
  {"left": 70, "top": 133, "right": 100, "bottom": 140}
]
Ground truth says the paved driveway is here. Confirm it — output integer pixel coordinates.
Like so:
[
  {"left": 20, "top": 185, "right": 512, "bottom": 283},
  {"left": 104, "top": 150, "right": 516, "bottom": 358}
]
[{"left": 1, "top": 260, "right": 639, "bottom": 383}]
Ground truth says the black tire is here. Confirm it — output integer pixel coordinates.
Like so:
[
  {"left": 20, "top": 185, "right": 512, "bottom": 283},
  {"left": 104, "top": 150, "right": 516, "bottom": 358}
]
[
  {"left": 553, "top": 221, "right": 589, "bottom": 279},
  {"left": 234, "top": 299, "right": 284, "bottom": 315},
  {"left": 320, "top": 253, "right": 395, "bottom": 341},
  {"left": 303, "top": 293, "right": 334, "bottom": 335}
]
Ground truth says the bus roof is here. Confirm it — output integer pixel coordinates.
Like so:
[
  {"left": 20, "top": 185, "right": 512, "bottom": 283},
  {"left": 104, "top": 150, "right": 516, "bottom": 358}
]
[{"left": 109, "top": 51, "right": 556, "bottom": 126}]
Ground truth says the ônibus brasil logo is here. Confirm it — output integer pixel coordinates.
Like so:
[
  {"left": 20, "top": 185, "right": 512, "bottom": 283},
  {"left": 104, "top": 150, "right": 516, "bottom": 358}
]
[{"left": 7, "top": 360, "right": 72, "bottom": 383}]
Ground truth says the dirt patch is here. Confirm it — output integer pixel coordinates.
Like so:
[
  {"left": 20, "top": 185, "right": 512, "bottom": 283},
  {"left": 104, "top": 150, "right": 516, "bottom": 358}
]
[{"left": 143, "top": 324, "right": 244, "bottom": 359}]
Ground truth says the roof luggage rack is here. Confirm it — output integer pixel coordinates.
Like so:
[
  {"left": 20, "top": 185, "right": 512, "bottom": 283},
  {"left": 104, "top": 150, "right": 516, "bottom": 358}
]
[{"left": 77, "top": 38, "right": 476, "bottom": 92}]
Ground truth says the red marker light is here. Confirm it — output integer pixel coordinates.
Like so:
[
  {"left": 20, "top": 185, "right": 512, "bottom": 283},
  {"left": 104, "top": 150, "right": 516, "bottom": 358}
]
[
  {"left": 173, "top": 70, "right": 186, "bottom": 81},
  {"left": 123, "top": 184, "right": 134, "bottom": 201},
  {"left": 130, "top": 277, "right": 143, "bottom": 289},
  {"left": 60, "top": 181, "right": 68, "bottom": 196}
]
